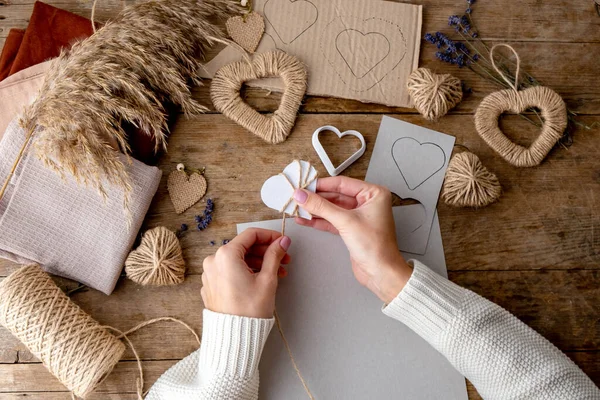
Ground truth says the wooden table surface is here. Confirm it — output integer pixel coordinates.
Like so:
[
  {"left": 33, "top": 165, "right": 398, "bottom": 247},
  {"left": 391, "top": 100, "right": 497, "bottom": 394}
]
[{"left": 1, "top": 0, "right": 600, "bottom": 398}]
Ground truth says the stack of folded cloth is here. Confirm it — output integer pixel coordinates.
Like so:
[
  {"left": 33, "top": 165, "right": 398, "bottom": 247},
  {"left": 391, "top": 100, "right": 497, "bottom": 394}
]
[{"left": 0, "top": 2, "right": 172, "bottom": 294}]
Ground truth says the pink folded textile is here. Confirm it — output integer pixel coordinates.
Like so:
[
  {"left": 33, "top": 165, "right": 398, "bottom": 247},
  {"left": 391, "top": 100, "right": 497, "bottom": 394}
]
[{"left": 0, "top": 118, "right": 162, "bottom": 294}]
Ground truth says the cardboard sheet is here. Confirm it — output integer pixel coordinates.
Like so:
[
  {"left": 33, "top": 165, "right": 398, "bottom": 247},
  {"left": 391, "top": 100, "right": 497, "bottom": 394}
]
[
  {"left": 202, "top": 0, "right": 422, "bottom": 107},
  {"left": 366, "top": 116, "right": 455, "bottom": 255},
  {"left": 237, "top": 209, "right": 468, "bottom": 400}
]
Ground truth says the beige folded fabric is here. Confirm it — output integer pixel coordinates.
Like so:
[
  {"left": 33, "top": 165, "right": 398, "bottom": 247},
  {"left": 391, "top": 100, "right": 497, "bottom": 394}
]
[
  {"left": 0, "top": 61, "right": 119, "bottom": 150},
  {"left": 0, "top": 61, "right": 51, "bottom": 138},
  {"left": 0, "top": 118, "right": 162, "bottom": 294}
]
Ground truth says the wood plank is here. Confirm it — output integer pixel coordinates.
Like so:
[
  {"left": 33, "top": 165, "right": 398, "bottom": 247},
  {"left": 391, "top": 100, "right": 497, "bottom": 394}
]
[
  {"left": 0, "top": 350, "right": 598, "bottom": 396},
  {"left": 1, "top": 113, "right": 600, "bottom": 276},
  {"left": 0, "top": 268, "right": 598, "bottom": 365},
  {"left": 1, "top": 0, "right": 599, "bottom": 44}
]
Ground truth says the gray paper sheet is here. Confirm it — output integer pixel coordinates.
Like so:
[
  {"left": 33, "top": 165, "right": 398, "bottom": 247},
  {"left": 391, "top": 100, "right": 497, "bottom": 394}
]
[
  {"left": 237, "top": 208, "right": 467, "bottom": 399},
  {"left": 366, "top": 116, "right": 455, "bottom": 255}
]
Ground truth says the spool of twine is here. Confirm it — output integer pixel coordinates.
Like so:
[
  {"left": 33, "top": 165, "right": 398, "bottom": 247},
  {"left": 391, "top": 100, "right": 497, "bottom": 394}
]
[
  {"left": 407, "top": 68, "right": 463, "bottom": 121},
  {"left": 125, "top": 227, "right": 186, "bottom": 286},
  {"left": 0, "top": 265, "right": 125, "bottom": 398}
]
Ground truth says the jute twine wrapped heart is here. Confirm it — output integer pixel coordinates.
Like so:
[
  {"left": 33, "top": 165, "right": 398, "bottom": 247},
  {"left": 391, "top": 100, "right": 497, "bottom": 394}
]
[
  {"left": 226, "top": 11, "right": 265, "bottom": 53},
  {"left": 474, "top": 44, "right": 567, "bottom": 167},
  {"left": 442, "top": 151, "right": 501, "bottom": 208},
  {"left": 125, "top": 227, "right": 186, "bottom": 286},
  {"left": 407, "top": 68, "right": 463, "bottom": 121},
  {"left": 210, "top": 51, "right": 307, "bottom": 144},
  {"left": 168, "top": 166, "right": 207, "bottom": 214}
]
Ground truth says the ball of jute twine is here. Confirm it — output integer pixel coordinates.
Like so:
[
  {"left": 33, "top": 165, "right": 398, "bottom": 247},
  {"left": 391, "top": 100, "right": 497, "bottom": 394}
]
[
  {"left": 474, "top": 44, "right": 567, "bottom": 167},
  {"left": 407, "top": 68, "right": 463, "bottom": 121},
  {"left": 125, "top": 227, "right": 186, "bottom": 286},
  {"left": 210, "top": 51, "right": 307, "bottom": 144},
  {"left": 0, "top": 265, "right": 200, "bottom": 399},
  {"left": 442, "top": 151, "right": 502, "bottom": 208}
]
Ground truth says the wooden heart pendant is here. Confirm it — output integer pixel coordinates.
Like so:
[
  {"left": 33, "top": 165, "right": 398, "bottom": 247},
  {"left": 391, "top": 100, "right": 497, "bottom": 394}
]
[
  {"left": 210, "top": 51, "right": 307, "bottom": 144},
  {"left": 168, "top": 166, "right": 207, "bottom": 214}
]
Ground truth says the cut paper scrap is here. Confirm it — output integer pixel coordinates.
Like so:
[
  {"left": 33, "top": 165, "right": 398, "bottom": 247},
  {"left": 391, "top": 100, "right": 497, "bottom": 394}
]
[
  {"left": 366, "top": 116, "right": 455, "bottom": 255},
  {"left": 200, "top": 0, "right": 422, "bottom": 107},
  {"left": 237, "top": 210, "right": 468, "bottom": 400},
  {"left": 261, "top": 160, "right": 317, "bottom": 220}
]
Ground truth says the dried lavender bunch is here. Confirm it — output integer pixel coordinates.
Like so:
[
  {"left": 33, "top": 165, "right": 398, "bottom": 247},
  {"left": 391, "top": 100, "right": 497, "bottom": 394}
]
[{"left": 20, "top": 0, "right": 239, "bottom": 205}]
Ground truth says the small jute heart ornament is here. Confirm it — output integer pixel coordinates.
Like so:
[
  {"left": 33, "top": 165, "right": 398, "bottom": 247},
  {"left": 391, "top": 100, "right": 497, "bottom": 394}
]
[
  {"left": 210, "top": 51, "right": 307, "bottom": 144},
  {"left": 226, "top": 11, "right": 265, "bottom": 53},
  {"left": 167, "top": 164, "right": 207, "bottom": 214},
  {"left": 407, "top": 68, "right": 463, "bottom": 121},
  {"left": 442, "top": 151, "right": 501, "bottom": 208},
  {"left": 474, "top": 44, "right": 567, "bottom": 167}
]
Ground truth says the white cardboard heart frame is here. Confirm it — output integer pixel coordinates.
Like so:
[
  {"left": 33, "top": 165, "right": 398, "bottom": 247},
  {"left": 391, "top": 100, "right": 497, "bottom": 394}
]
[{"left": 312, "top": 125, "right": 366, "bottom": 176}]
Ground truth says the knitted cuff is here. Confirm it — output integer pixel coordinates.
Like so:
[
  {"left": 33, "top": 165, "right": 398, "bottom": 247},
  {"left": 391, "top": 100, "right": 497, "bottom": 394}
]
[
  {"left": 199, "top": 309, "right": 275, "bottom": 379},
  {"left": 382, "top": 260, "right": 465, "bottom": 346}
]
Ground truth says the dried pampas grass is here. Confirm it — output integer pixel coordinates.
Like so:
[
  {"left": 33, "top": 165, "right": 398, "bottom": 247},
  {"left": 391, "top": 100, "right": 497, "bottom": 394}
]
[{"left": 17, "top": 0, "right": 239, "bottom": 207}]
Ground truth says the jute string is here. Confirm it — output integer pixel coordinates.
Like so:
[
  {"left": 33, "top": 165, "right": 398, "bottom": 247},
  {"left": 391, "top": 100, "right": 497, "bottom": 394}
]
[
  {"left": 210, "top": 51, "right": 307, "bottom": 144},
  {"left": 125, "top": 227, "right": 186, "bottom": 286},
  {"left": 406, "top": 68, "right": 462, "bottom": 121},
  {"left": 474, "top": 44, "right": 567, "bottom": 167},
  {"left": 442, "top": 151, "right": 501, "bottom": 208},
  {"left": 273, "top": 160, "right": 317, "bottom": 399},
  {"left": 0, "top": 265, "right": 199, "bottom": 399}
]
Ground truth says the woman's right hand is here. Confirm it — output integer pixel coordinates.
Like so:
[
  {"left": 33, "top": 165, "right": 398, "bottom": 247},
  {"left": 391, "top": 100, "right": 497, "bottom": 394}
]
[{"left": 293, "top": 176, "right": 413, "bottom": 304}]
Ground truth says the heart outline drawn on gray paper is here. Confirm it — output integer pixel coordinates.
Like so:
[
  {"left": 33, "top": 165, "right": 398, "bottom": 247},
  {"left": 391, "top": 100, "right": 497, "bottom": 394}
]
[{"left": 391, "top": 137, "right": 446, "bottom": 191}]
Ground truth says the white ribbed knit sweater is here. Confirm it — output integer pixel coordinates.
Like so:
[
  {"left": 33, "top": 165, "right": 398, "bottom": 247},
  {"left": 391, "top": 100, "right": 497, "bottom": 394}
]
[{"left": 146, "top": 261, "right": 600, "bottom": 399}]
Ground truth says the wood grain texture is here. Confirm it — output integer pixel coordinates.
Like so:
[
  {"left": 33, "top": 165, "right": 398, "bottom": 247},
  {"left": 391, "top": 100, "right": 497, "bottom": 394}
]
[{"left": 0, "top": 0, "right": 599, "bottom": 398}]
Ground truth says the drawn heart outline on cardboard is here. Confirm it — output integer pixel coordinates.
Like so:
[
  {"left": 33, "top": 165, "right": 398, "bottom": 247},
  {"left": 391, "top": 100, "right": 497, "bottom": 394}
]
[
  {"left": 335, "top": 30, "right": 391, "bottom": 79},
  {"left": 320, "top": 16, "right": 407, "bottom": 92},
  {"left": 312, "top": 125, "right": 366, "bottom": 176},
  {"left": 264, "top": 0, "right": 318, "bottom": 45},
  {"left": 392, "top": 137, "right": 446, "bottom": 191},
  {"left": 261, "top": 160, "right": 318, "bottom": 219}
]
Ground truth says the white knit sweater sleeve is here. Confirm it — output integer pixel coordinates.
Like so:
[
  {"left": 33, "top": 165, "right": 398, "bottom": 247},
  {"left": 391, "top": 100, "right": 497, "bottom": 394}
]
[
  {"left": 384, "top": 260, "right": 600, "bottom": 400},
  {"left": 145, "top": 309, "right": 274, "bottom": 400}
]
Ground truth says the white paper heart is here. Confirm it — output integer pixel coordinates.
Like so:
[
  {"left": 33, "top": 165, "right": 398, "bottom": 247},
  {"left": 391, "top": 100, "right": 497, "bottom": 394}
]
[
  {"left": 392, "top": 137, "right": 446, "bottom": 191},
  {"left": 312, "top": 125, "right": 366, "bottom": 176},
  {"left": 261, "top": 160, "right": 317, "bottom": 219}
]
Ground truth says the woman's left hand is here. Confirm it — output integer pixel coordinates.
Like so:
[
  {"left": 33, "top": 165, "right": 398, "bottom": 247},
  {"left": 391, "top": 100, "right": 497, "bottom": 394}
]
[{"left": 201, "top": 228, "right": 292, "bottom": 319}]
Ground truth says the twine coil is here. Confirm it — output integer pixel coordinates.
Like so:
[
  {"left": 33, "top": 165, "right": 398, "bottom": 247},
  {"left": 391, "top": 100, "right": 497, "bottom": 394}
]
[
  {"left": 407, "top": 68, "right": 462, "bottom": 121},
  {"left": 0, "top": 265, "right": 125, "bottom": 398},
  {"left": 442, "top": 151, "right": 502, "bottom": 208},
  {"left": 210, "top": 51, "right": 307, "bottom": 144},
  {"left": 0, "top": 265, "right": 200, "bottom": 399},
  {"left": 474, "top": 44, "right": 567, "bottom": 167},
  {"left": 125, "top": 227, "right": 186, "bottom": 286}
]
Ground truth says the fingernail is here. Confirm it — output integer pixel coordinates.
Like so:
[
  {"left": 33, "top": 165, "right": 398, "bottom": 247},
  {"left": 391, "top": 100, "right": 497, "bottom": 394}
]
[
  {"left": 278, "top": 266, "right": 288, "bottom": 278},
  {"left": 294, "top": 189, "right": 308, "bottom": 204},
  {"left": 280, "top": 236, "right": 291, "bottom": 251}
]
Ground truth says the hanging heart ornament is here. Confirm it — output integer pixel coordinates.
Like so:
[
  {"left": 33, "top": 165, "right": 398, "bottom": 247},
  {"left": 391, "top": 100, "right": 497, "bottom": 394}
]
[
  {"left": 474, "top": 44, "right": 567, "bottom": 167},
  {"left": 167, "top": 164, "right": 207, "bottom": 214},
  {"left": 226, "top": 11, "right": 265, "bottom": 53},
  {"left": 312, "top": 125, "right": 366, "bottom": 176},
  {"left": 210, "top": 51, "right": 307, "bottom": 144}
]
